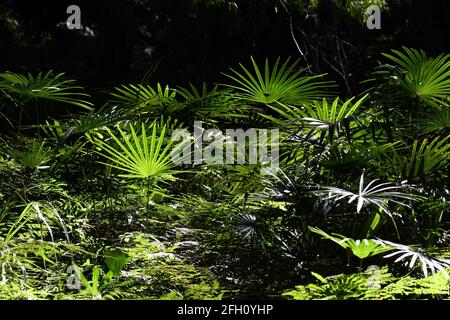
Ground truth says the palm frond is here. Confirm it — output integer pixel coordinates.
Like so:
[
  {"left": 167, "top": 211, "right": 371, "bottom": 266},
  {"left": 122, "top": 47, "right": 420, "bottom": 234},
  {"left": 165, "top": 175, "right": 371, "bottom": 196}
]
[
  {"left": 177, "top": 82, "right": 241, "bottom": 118},
  {"left": 381, "top": 240, "right": 450, "bottom": 277},
  {"left": 110, "top": 83, "right": 178, "bottom": 111},
  {"left": 320, "top": 143, "right": 376, "bottom": 173},
  {"left": 234, "top": 214, "right": 259, "bottom": 239},
  {"left": 0, "top": 71, "right": 92, "bottom": 110},
  {"left": 221, "top": 57, "right": 332, "bottom": 105},
  {"left": 420, "top": 107, "right": 450, "bottom": 134},
  {"left": 263, "top": 95, "right": 367, "bottom": 144},
  {"left": 321, "top": 173, "right": 416, "bottom": 217},
  {"left": 309, "top": 226, "right": 394, "bottom": 259},
  {"left": 379, "top": 135, "right": 450, "bottom": 179},
  {"left": 372, "top": 47, "right": 450, "bottom": 108},
  {"left": 71, "top": 105, "right": 128, "bottom": 134},
  {"left": 93, "top": 122, "right": 180, "bottom": 180}
]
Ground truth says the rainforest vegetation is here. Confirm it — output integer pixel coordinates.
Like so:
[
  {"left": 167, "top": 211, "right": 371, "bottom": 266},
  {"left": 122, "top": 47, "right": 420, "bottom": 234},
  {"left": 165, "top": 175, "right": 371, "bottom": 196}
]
[{"left": 0, "top": 0, "right": 449, "bottom": 300}]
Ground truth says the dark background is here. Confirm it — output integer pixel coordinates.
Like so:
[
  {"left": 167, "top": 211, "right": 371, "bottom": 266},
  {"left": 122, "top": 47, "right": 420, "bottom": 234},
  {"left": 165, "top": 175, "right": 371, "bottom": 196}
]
[{"left": 1, "top": 0, "right": 450, "bottom": 97}]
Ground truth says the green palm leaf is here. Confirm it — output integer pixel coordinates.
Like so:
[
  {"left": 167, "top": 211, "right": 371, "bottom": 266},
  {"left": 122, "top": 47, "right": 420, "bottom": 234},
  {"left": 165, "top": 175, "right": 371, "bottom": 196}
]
[
  {"left": 111, "top": 83, "right": 178, "bottom": 111},
  {"left": 321, "top": 173, "right": 416, "bottom": 217},
  {"left": 10, "top": 140, "right": 52, "bottom": 170},
  {"left": 0, "top": 71, "right": 92, "bottom": 110},
  {"left": 94, "top": 122, "right": 179, "bottom": 180},
  {"left": 177, "top": 82, "right": 240, "bottom": 118},
  {"left": 264, "top": 95, "right": 367, "bottom": 144},
  {"left": 309, "top": 226, "right": 394, "bottom": 259},
  {"left": 373, "top": 47, "right": 450, "bottom": 108},
  {"left": 380, "top": 135, "right": 450, "bottom": 179},
  {"left": 420, "top": 107, "right": 450, "bottom": 133},
  {"left": 222, "top": 56, "right": 332, "bottom": 105}
]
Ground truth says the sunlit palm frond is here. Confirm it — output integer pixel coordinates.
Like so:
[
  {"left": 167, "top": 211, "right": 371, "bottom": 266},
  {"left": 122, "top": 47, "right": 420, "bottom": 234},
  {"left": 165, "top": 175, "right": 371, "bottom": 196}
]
[
  {"left": 381, "top": 240, "right": 450, "bottom": 277},
  {"left": 420, "top": 107, "right": 450, "bottom": 134},
  {"left": 93, "top": 122, "right": 179, "bottom": 180},
  {"left": 110, "top": 83, "right": 178, "bottom": 110},
  {"left": 234, "top": 213, "right": 259, "bottom": 239},
  {"left": 0, "top": 71, "right": 92, "bottom": 110},
  {"left": 309, "top": 226, "right": 394, "bottom": 259},
  {"left": 263, "top": 95, "right": 367, "bottom": 144},
  {"left": 379, "top": 135, "right": 450, "bottom": 179},
  {"left": 373, "top": 47, "right": 450, "bottom": 108},
  {"left": 321, "top": 173, "right": 416, "bottom": 217},
  {"left": 222, "top": 56, "right": 332, "bottom": 105}
]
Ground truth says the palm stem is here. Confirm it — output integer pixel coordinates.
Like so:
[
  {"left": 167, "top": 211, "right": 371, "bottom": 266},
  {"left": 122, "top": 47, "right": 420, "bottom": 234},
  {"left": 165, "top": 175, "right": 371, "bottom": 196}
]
[{"left": 146, "top": 176, "right": 151, "bottom": 213}]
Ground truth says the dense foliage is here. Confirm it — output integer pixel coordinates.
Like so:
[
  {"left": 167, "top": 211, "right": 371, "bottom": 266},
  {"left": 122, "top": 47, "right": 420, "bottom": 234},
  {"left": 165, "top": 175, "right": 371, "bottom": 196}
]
[
  {"left": 0, "top": 45, "right": 448, "bottom": 300},
  {"left": 0, "top": 0, "right": 449, "bottom": 300}
]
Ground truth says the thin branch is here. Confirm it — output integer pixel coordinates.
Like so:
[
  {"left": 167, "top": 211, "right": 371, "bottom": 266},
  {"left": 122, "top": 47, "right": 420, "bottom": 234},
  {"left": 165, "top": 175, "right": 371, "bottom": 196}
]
[{"left": 279, "top": 0, "right": 312, "bottom": 73}]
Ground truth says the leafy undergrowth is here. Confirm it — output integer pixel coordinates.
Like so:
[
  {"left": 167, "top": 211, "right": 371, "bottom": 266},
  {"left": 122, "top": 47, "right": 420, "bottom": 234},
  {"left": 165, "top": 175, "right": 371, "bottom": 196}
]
[{"left": 0, "top": 47, "right": 449, "bottom": 299}]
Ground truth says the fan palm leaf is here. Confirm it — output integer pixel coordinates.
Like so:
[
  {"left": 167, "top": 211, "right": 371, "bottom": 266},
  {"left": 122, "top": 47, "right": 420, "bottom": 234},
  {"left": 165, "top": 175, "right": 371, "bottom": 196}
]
[
  {"left": 177, "top": 82, "right": 240, "bottom": 118},
  {"left": 111, "top": 83, "right": 178, "bottom": 111},
  {"left": 93, "top": 122, "right": 180, "bottom": 180},
  {"left": 420, "top": 107, "right": 450, "bottom": 134},
  {"left": 373, "top": 47, "right": 450, "bottom": 108},
  {"left": 321, "top": 173, "right": 416, "bottom": 217},
  {"left": 379, "top": 135, "right": 450, "bottom": 179},
  {"left": 381, "top": 240, "right": 450, "bottom": 277},
  {"left": 0, "top": 71, "right": 92, "bottom": 110},
  {"left": 221, "top": 56, "right": 332, "bottom": 105},
  {"left": 309, "top": 226, "right": 394, "bottom": 260},
  {"left": 263, "top": 95, "right": 367, "bottom": 144}
]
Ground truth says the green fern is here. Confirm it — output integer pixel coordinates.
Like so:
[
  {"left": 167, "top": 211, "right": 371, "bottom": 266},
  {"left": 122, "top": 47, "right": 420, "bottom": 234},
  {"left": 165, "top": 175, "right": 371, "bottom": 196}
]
[{"left": 283, "top": 267, "right": 449, "bottom": 300}]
